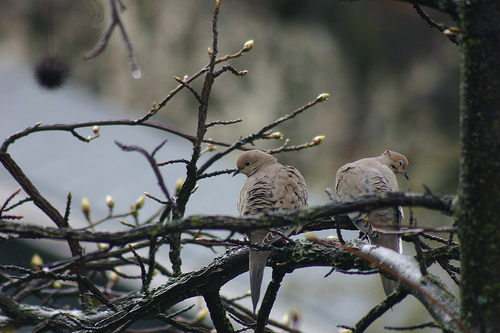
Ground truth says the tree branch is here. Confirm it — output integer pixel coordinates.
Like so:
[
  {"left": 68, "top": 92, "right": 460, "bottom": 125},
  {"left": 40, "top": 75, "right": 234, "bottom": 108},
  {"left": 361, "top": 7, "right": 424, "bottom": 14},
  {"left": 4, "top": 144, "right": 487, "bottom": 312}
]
[
  {"left": 196, "top": 93, "right": 329, "bottom": 176},
  {"left": 412, "top": 3, "right": 459, "bottom": 44},
  {"left": 0, "top": 238, "right": 460, "bottom": 331},
  {"left": 397, "top": 0, "right": 459, "bottom": 20},
  {"left": 345, "top": 290, "right": 408, "bottom": 332},
  {"left": 203, "top": 290, "right": 235, "bottom": 333},
  {"left": 256, "top": 268, "right": 287, "bottom": 332},
  {"left": 0, "top": 119, "right": 241, "bottom": 153},
  {"left": 354, "top": 243, "right": 463, "bottom": 332},
  {"left": 83, "top": 0, "right": 142, "bottom": 78},
  {"left": 0, "top": 192, "right": 454, "bottom": 243}
]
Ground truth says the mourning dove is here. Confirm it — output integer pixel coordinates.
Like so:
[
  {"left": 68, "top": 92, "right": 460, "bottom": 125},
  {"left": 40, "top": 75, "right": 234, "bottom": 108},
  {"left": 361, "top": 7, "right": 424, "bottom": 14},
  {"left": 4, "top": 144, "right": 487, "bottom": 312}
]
[
  {"left": 234, "top": 150, "right": 308, "bottom": 312},
  {"left": 335, "top": 150, "right": 409, "bottom": 295}
]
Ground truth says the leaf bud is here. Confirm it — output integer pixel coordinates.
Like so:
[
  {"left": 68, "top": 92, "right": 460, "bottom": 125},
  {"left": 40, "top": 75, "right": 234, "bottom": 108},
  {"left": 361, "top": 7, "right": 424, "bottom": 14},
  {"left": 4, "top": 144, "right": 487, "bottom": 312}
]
[
  {"left": 31, "top": 253, "right": 43, "bottom": 270},
  {"left": 266, "top": 132, "right": 283, "bottom": 139},
  {"left": 110, "top": 269, "right": 121, "bottom": 284},
  {"left": 317, "top": 93, "right": 330, "bottom": 102},
  {"left": 193, "top": 308, "right": 209, "bottom": 323},
  {"left": 243, "top": 40, "right": 254, "bottom": 51},
  {"left": 106, "top": 195, "right": 115, "bottom": 209},
  {"left": 175, "top": 177, "right": 185, "bottom": 194},
  {"left": 135, "top": 195, "right": 145, "bottom": 210},
  {"left": 81, "top": 197, "right": 91, "bottom": 218},
  {"left": 98, "top": 243, "right": 109, "bottom": 250},
  {"left": 312, "top": 135, "right": 325, "bottom": 145}
]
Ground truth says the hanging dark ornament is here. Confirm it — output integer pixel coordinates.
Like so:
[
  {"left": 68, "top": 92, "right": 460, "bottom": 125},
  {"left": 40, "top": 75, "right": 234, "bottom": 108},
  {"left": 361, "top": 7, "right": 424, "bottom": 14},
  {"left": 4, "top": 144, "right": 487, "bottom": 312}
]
[
  {"left": 32, "top": 0, "right": 71, "bottom": 90},
  {"left": 34, "top": 55, "right": 70, "bottom": 89}
]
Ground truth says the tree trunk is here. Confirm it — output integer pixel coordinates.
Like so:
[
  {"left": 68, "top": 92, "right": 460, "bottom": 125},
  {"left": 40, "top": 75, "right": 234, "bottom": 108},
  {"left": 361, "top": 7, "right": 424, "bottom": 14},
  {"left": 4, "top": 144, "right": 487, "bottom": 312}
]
[{"left": 456, "top": 1, "right": 500, "bottom": 332}]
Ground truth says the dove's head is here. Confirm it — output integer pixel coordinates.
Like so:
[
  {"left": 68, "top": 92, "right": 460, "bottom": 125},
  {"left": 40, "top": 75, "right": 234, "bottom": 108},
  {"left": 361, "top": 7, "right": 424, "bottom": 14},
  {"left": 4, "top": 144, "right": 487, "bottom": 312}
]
[
  {"left": 382, "top": 150, "right": 409, "bottom": 180},
  {"left": 233, "top": 150, "right": 277, "bottom": 177}
]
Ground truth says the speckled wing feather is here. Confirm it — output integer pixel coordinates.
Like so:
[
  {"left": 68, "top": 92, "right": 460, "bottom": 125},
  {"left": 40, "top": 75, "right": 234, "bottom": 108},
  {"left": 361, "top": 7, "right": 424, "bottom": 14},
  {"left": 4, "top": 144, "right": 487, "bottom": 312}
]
[
  {"left": 335, "top": 160, "right": 402, "bottom": 239},
  {"left": 238, "top": 164, "right": 307, "bottom": 238},
  {"left": 335, "top": 156, "right": 404, "bottom": 295},
  {"left": 238, "top": 160, "right": 308, "bottom": 311}
]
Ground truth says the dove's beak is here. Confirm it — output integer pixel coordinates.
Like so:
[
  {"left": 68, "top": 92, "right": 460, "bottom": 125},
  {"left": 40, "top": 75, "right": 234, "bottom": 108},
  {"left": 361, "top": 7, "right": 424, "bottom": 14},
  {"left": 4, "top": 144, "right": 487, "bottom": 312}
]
[
  {"left": 232, "top": 169, "right": 240, "bottom": 177},
  {"left": 404, "top": 170, "right": 409, "bottom": 181}
]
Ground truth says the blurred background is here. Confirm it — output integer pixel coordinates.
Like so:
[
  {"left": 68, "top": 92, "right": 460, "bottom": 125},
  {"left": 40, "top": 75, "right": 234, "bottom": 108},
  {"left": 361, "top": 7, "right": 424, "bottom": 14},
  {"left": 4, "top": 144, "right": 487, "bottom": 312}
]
[{"left": 0, "top": 1, "right": 460, "bottom": 332}]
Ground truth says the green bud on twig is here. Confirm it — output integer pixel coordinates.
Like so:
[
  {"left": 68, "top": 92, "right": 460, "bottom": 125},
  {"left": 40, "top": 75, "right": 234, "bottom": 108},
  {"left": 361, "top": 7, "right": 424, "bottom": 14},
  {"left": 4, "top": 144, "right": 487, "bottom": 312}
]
[
  {"left": 317, "top": 93, "right": 330, "bottom": 102},
  {"left": 266, "top": 132, "right": 284, "bottom": 139},
  {"left": 130, "top": 204, "right": 138, "bottom": 218},
  {"left": 31, "top": 253, "right": 43, "bottom": 270},
  {"left": 243, "top": 40, "right": 254, "bottom": 52},
  {"left": 193, "top": 308, "right": 209, "bottom": 323},
  {"left": 312, "top": 135, "right": 325, "bottom": 145},
  {"left": 98, "top": 243, "right": 109, "bottom": 250},
  {"left": 206, "top": 143, "right": 217, "bottom": 152},
  {"left": 135, "top": 195, "right": 145, "bottom": 210},
  {"left": 110, "top": 269, "right": 121, "bottom": 283},
  {"left": 175, "top": 177, "right": 185, "bottom": 195},
  {"left": 81, "top": 197, "right": 91, "bottom": 218},
  {"left": 106, "top": 195, "right": 115, "bottom": 209}
]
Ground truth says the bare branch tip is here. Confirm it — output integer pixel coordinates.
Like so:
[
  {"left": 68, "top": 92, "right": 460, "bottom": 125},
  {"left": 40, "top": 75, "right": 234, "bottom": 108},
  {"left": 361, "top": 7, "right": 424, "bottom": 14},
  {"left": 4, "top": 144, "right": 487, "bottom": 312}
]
[{"left": 114, "top": 140, "right": 131, "bottom": 151}]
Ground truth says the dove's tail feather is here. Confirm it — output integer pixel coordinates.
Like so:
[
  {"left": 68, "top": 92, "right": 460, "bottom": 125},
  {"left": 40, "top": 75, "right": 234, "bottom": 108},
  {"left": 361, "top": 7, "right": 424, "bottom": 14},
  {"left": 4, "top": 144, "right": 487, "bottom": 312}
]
[
  {"left": 249, "top": 248, "right": 271, "bottom": 313},
  {"left": 380, "top": 275, "right": 399, "bottom": 296},
  {"left": 371, "top": 233, "right": 401, "bottom": 295}
]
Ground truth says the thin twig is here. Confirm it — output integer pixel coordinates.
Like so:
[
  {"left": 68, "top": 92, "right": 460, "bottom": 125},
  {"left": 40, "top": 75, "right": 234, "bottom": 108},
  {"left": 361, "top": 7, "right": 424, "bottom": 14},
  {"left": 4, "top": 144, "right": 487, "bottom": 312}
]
[
  {"left": 0, "top": 119, "right": 241, "bottom": 153},
  {"left": 83, "top": 0, "right": 142, "bottom": 77},
  {"left": 115, "top": 140, "right": 173, "bottom": 205},
  {"left": 63, "top": 192, "right": 72, "bottom": 225},
  {"left": 384, "top": 321, "right": 441, "bottom": 331},
  {"left": 157, "top": 158, "right": 190, "bottom": 167},
  {"left": 0, "top": 188, "right": 23, "bottom": 220},
  {"left": 255, "top": 268, "right": 287, "bottom": 332},
  {"left": 136, "top": 39, "right": 254, "bottom": 123},
  {"left": 197, "top": 168, "right": 235, "bottom": 180},
  {"left": 197, "top": 93, "right": 329, "bottom": 175},
  {"left": 339, "top": 291, "right": 408, "bottom": 333},
  {"left": 206, "top": 118, "right": 243, "bottom": 128},
  {"left": 265, "top": 135, "right": 325, "bottom": 154},
  {"left": 128, "top": 244, "right": 149, "bottom": 296},
  {"left": 173, "top": 76, "right": 203, "bottom": 104},
  {"left": 214, "top": 65, "right": 248, "bottom": 78},
  {"left": 412, "top": 3, "right": 459, "bottom": 45}
]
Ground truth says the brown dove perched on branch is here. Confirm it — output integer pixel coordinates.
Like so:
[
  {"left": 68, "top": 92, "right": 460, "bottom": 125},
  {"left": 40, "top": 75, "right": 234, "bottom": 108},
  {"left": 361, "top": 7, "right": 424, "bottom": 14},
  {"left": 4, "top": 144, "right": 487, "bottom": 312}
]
[
  {"left": 335, "top": 150, "right": 409, "bottom": 295},
  {"left": 234, "top": 150, "right": 308, "bottom": 312}
]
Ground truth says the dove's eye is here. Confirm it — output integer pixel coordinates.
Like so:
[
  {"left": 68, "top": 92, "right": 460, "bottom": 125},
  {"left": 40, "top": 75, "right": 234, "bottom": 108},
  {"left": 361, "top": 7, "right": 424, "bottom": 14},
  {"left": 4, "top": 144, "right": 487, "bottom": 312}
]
[
  {"left": 398, "top": 160, "right": 404, "bottom": 167},
  {"left": 245, "top": 161, "right": 251, "bottom": 166}
]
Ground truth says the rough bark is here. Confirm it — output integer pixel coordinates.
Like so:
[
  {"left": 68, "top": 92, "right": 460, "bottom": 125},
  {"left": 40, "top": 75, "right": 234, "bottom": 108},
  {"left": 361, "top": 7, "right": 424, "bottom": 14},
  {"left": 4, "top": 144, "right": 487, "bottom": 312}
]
[{"left": 456, "top": 0, "right": 500, "bottom": 332}]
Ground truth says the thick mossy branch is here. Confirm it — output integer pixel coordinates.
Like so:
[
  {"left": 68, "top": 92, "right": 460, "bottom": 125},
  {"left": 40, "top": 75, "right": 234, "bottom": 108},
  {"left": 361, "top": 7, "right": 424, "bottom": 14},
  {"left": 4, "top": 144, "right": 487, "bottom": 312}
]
[
  {"left": 0, "top": 239, "right": 459, "bottom": 331},
  {"left": 0, "top": 241, "right": 367, "bottom": 331}
]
